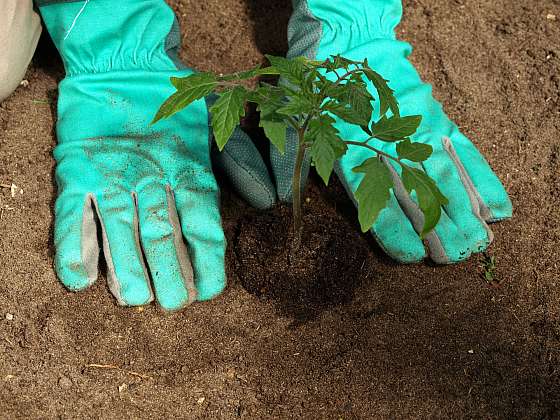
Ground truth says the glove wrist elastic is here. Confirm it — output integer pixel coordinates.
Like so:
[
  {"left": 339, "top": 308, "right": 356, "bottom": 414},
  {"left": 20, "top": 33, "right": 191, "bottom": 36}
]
[
  {"left": 289, "top": 0, "right": 402, "bottom": 60},
  {"left": 38, "top": 0, "right": 183, "bottom": 75}
]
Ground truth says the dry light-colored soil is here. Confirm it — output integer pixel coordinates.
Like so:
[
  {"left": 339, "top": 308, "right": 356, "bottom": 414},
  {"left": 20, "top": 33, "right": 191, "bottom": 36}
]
[{"left": 1, "top": 0, "right": 559, "bottom": 418}]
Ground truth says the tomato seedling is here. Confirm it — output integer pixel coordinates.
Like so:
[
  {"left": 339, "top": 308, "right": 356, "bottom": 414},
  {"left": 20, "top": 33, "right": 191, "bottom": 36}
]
[{"left": 153, "top": 55, "right": 447, "bottom": 249}]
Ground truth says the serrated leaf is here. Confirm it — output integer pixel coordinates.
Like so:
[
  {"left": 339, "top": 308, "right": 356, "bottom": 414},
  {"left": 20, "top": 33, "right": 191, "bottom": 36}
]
[
  {"left": 321, "top": 80, "right": 349, "bottom": 99},
  {"left": 276, "top": 93, "right": 316, "bottom": 116},
  {"left": 251, "top": 86, "right": 285, "bottom": 121},
  {"left": 362, "top": 67, "right": 399, "bottom": 117},
  {"left": 250, "top": 85, "right": 284, "bottom": 103},
  {"left": 396, "top": 139, "right": 433, "bottom": 162},
  {"left": 344, "top": 80, "right": 375, "bottom": 106},
  {"left": 401, "top": 165, "right": 448, "bottom": 236},
  {"left": 170, "top": 77, "right": 184, "bottom": 89},
  {"left": 260, "top": 119, "right": 287, "bottom": 154},
  {"left": 169, "top": 72, "right": 215, "bottom": 90},
  {"left": 254, "top": 66, "right": 282, "bottom": 76},
  {"left": 323, "top": 81, "right": 373, "bottom": 126},
  {"left": 352, "top": 157, "right": 393, "bottom": 232},
  {"left": 331, "top": 54, "right": 359, "bottom": 70},
  {"left": 279, "top": 84, "right": 301, "bottom": 99},
  {"left": 209, "top": 86, "right": 248, "bottom": 151},
  {"left": 323, "top": 101, "right": 370, "bottom": 126},
  {"left": 308, "top": 115, "right": 347, "bottom": 185},
  {"left": 314, "top": 72, "right": 339, "bottom": 95},
  {"left": 153, "top": 73, "right": 218, "bottom": 124},
  {"left": 302, "top": 68, "right": 319, "bottom": 96},
  {"left": 320, "top": 55, "right": 361, "bottom": 72},
  {"left": 265, "top": 55, "right": 308, "bottom": 85},
  {"left": 371, "top": 115, "right": 422, "bottom": 142}
]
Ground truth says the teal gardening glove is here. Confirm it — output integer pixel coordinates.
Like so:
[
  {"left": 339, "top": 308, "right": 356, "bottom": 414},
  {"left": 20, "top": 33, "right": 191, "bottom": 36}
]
[
  {"left": 38, "top": 0, "right": 228, "bottom": 310},
  {"left": 271, "top": 0, "right": 512, "bottom": 263}
]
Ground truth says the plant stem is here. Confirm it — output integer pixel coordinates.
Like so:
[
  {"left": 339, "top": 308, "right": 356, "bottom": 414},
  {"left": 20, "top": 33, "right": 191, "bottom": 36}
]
[
  {"left": 291, "top": 127, "right": 307, "bottom": 252},
  {"left": 332, "top": 68, "right": 364, "bottom": 87},
  {"left": 345, "top": 140, "right": 402, "bottom": 166}
]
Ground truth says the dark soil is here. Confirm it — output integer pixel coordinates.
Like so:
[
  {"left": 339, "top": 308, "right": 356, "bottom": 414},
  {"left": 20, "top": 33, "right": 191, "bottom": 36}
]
[
  {"left": 1, "top": 0, "right": 560, "bottom": 418},
  {"left": 235, "top": 195, "right": 369, "bottom": 323}
]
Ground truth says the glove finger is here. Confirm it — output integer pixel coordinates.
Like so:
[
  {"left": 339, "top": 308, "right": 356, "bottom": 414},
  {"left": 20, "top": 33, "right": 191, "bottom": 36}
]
[
  {"left": 370, "top": 193, "right": 428, "bottom": 263},
  {"left": 335, "top": 151, "right": 427, "bottom": 263},
  {"left": 136, "top": 184, "right": 195, "bottom": 311},
  {"left": 54, "top": 192, "right": 99, "bottom": 290},
  {"left": 383, "top": 159, "right": 473, "bottom": 264},
  {"left": 446, "top": 132, "right": 513, "bottom": 222},
  {"left": 421, "top": 136, "right": 494, "bottom": 256},
  {"left": 96, "top": 191, "right": 153, "bottom": 306},
  {"left": 212, "top": 126, "right": 277, "bottom": 210},
  {"left": 173, "top": 175, "right": 226, "bottom": 301},
  {"left": 270, "top": 125, "right": 311, "bottom": 202}
]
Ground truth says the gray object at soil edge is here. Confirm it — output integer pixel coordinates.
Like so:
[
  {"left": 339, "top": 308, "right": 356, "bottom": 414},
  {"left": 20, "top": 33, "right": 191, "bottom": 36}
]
[{"left": 0, "top": 0, "right": 42, "bottom": 102}]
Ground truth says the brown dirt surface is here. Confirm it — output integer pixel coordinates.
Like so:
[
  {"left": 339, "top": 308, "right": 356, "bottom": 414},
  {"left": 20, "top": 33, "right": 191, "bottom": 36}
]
[
  {"left": 235, "top": 202, "right": 370, "bottom": 323},
  {"left": 1, "top": 0, "right": 559, "bottom": 418}
]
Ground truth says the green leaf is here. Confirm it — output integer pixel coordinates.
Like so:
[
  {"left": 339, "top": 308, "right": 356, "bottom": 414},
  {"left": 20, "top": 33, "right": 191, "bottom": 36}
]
[
  {"left": 302, "top": 68, "right": 319, "bottom": 96},
  {"left": 352, "top": 157, "right": 393, "bottom": 232},
  {"left": 260, "top": 119, "right": 287, "bottom": 154},
  {"left": 320, "top": 55, "right": 361, "bottom": 72},
  {"left": 265, "top": 55, "right": 308, "bottom": 85},
  {"left": 276, "top": 93, "right": 316, "bottom": 116},
  {"left": 371, "top": 115, "right": 422, "bottom": 142},
  {"left": 401, "top": 165, "right": 448, "bottom": 236},
  {"left": 308, "top": 115, "right": 347, "bottom": 185},
  {"left": 331, "top": 55, "right": 359, "bottom": 70},
  {"left": 250, "top": 85, "right": 284, "bottom": 104},
  {"left": 254, "top": 66, "right": 282, "bottom": 76},
  {"left": 209, "top": 86, "right": 248, "bottom": 151},
  {"left": 252, "top": 86, "right": 287, "bottom": 152},
  {"left": 153, "top": 73, "right": 218, "bottom": 124},
  {"left": 320, "top": 80, "right": 348, "bottom": 100},
  {"left": 362, "top": 66, "right": 399, "bottom": 117},
  {"left": 251, "top": 86, "right": 285, "bottom": 121},
  {"left": 323, "top": 101, "right": 370, "bottom": 126},
  {"left": 313, "top": 72, "right": 332, "bottom": 92},
  {"left": 169, "top": 72, "right": 215, "bottom": 90},
  {"left": 396, "top": 139, "right": 433, "bottom": 162},
  {"left": 324, "top": 81, "right": 374, "bottom": 127},
  {"left": 170, "top": 77, "right": 184, "bottom": 90}
]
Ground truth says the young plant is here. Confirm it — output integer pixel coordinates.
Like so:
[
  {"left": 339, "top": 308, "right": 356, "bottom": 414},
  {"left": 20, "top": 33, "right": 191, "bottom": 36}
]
[
  {"left": 153, "top": 55, "right": 447, "bottom": 248},
  {"left": 480, "top": 252, "right": 500, "bottom": 286}
]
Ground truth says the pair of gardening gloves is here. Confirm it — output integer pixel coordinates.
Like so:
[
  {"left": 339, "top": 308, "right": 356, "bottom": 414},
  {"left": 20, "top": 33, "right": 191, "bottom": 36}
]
[{"left": 37, "top": 0, "right": 512, "bottom": 311}]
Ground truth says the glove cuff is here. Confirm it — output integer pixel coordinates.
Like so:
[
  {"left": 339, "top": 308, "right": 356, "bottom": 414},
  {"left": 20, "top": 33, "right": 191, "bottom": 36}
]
[
  {"left": 37, "top": 0, "right": 184, "bottom": 75},
  {"left": 288, "top": 0, "right": 403, "bottom": 60}
]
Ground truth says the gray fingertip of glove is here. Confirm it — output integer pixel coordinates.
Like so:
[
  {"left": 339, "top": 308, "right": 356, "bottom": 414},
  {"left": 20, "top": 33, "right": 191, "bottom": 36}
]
[
  {"left": 54, "top": 194, "right": 100, "bottom": 292},
  {"left": 132, "top": 184, "right": 198, "bottom": 312},
  {"left": 58, "top": 193, "right": 155, "bottom": 306},
  {"left": 98, "top": 193, "right": 155, "bottom": 307},
  {"left": 382, "top": 158, "right": 472, "bottom": 265},
  {"left": 78, "top": 194, "right": 101, "bottom": 287},
  {"left": 164, "top": 185, "right": 198, "bottom": 306},
  {"left": 440, "top": 136, "right": 496, "bottom": 234}
]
